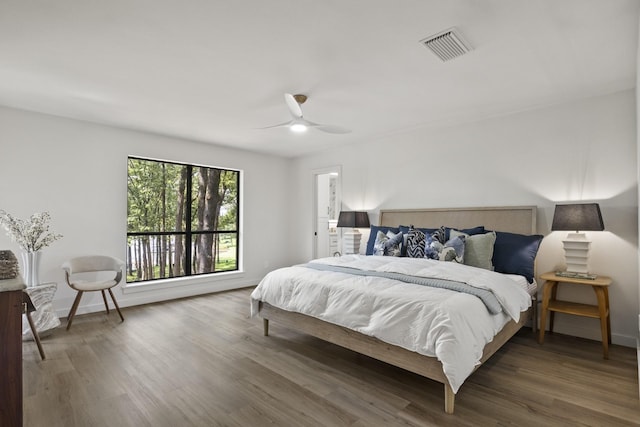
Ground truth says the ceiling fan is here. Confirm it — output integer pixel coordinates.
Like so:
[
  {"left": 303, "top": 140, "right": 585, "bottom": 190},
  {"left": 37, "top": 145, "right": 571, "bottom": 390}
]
[{"left": 259, "top": 93, "right": 351, "bottom": 134}]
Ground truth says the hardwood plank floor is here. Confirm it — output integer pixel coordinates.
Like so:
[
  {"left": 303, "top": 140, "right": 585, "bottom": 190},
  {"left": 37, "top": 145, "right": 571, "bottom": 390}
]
[{"left": 23, "top": 287, "right": 639, "bottom": 426}]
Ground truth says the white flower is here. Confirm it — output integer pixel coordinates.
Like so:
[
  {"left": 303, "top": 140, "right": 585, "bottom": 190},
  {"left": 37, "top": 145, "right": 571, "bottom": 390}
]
[{"left": 0, "top": 210, "right": 63, "bottom": 253}]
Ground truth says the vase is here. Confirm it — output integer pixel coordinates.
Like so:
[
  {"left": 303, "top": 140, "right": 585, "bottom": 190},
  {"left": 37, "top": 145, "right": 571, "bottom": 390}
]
[{"left": 21, "top": 251, "right": 41, "bottom": 288}]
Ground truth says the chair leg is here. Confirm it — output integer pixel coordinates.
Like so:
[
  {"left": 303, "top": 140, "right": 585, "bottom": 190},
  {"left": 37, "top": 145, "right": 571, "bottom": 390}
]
[
  {"left": 108, "top": 288, "right": 124, "bottom": 322},
  {"left": 101, "top": 290, "right": 110, "bottom": 314},
  {"left": 66, "top": 291, "right": 84, "bottom": 331},
  {"left": 25, "top": 310, "right": 46, "bottom": 360}
]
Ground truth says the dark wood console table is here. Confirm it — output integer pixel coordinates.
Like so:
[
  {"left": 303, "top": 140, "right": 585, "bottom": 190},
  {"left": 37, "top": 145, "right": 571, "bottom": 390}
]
[{"left": 0, "top": 277, "right": 26, "bottom": 426}]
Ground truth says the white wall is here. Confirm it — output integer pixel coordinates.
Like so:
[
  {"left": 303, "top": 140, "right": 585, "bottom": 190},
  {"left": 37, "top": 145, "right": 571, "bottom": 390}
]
[
  {"left": 0, "top": 106, "right": 293, "bottom": 316},
  {"left": 291, "top": 90, "right": 639, "bottom": 347},
  {"left": 636, "top": 11, "right": 640, "bottom": 391}
]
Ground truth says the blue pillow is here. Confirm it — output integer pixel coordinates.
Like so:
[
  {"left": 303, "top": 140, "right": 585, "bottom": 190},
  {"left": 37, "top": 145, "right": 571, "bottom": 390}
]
[
  {"left": 491, "top": 231, "right": 543, "bottom": 283},
  {"left": 366, "top": 225, "right": 400, "bottom": 255}
]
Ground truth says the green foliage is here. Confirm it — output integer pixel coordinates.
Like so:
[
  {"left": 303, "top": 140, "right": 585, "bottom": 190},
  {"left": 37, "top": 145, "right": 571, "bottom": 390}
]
[
  {"left": 128, "top": 158, "right": 238, "bottom": 233},
  {"left": 127, "top": 159, "right": 185, "bottom": 232}
]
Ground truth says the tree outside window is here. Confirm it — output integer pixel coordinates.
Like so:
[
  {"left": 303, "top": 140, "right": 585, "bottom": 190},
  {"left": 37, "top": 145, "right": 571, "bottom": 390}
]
[{"left": 127, "top": 157, "right": 239, "bottom": 283}]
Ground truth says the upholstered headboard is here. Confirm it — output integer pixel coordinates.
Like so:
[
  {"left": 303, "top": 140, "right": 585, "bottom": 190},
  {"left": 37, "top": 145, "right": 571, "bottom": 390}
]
[{"left": 379, "top": 206, "right": 537, "bottom": 235}]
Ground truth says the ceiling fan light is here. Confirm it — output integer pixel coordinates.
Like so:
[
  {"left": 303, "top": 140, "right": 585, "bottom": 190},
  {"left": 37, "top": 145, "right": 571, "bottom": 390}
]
[{"left": 290, "top": 123, "right": 308, "bottom": 133}]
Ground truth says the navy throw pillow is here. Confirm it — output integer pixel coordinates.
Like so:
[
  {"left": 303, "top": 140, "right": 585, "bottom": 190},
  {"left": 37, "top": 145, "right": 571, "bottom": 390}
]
[{"left": 491, "top": 231, "right": 543, "bottom": 283}]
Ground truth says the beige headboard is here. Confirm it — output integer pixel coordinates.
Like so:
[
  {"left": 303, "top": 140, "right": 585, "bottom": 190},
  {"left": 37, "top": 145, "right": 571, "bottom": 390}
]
[{"left": 379, "top": 206, "right": 537, "bottom": 235}]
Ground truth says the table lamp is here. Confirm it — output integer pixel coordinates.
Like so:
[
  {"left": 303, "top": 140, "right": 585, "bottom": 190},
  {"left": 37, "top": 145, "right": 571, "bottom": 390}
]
[
  {"left": 337, "top": 211, "right": 370, "bottom": 254},
  {"left": 551, "top": 203, "right": 604, "bottom": 278}
]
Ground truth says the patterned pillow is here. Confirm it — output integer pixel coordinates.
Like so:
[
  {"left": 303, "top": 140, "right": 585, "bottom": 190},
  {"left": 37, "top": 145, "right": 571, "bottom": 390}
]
[
  {"left": 399, "top": 225, "right": 437, "bottom": 256},
  {"left": 424, "top": 234, "right": 443, "bottom": 260},
  {"left": 406, "top": 226, "right": 426, "bottom": 258},
  {"left": 431, "top": 226, "right": 448, "bottom": 244},
  {"left": 441, "top": 235, "right": 465, "bottom": 263},
  {"left": 373, "top": 230, "right": 403, "bottom": 257},
  {"left": 425, "top": 233, "right": 465, "bottom": 263},
  {"left": 365, "top": 226, "right": 400, "bottom": 255}
]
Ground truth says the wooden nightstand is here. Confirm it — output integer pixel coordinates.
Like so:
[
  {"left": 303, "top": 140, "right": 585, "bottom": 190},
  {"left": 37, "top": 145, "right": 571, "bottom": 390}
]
[{"left": 538, "top": 271, "right": 612, "bottom": 359}]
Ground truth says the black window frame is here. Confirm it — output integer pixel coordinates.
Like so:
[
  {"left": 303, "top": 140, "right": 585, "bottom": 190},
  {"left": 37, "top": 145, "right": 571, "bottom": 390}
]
[{"left": 126, "top": 156, "right": 240, "bottom": 283}]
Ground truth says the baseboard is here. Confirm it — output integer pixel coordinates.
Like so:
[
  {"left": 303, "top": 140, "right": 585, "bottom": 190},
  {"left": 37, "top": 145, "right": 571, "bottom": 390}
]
[
  {"left": 539, "top": 317, "right": 637, "bottom": 348},
  {"left": 54, "top": 278, "right": 259, "bottom": 318}
]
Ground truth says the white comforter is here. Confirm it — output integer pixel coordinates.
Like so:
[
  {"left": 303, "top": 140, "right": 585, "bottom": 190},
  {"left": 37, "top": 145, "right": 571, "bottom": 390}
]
[{"left": 250, "top": 255, "right": 532, "bottom": 393}]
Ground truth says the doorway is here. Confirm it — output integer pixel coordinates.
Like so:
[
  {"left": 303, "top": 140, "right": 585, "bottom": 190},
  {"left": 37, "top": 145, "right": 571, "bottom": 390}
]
[{"left": 313, "top": 167, "right": 341, "bottom": 259}]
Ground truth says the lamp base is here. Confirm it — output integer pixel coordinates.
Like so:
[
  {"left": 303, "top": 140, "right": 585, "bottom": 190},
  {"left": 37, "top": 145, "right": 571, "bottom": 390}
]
[
  {"left": 562, "top": 232, "right": 591, "bottom": 274},
  {"left": 342, "top": 229, "right": 362, "bottom": 255}
]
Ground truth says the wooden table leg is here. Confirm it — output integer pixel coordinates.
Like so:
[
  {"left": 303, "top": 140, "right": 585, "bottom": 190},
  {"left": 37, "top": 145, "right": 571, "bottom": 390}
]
[
  {"left": 549, "top": 281, "right": 558, "bottom": 333},
  {"left": 593, "top": 286, "right": 609, "bottom": 359},
  {"left": 538, "top": 280, "right": 556, "bottom": 344},
  {"left": 25, "top": 310, "right": 46, "bottom": 360},
  {"left": 531, "top": 295, "right": 537, "bottom": 334},
  {"left": 603, "top": 287, "right": 611, "bottom": 345}
]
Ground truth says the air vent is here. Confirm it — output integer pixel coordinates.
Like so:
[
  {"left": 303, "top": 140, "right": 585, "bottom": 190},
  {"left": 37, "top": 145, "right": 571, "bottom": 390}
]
[{"left": 419, "top": 27, "right": 472, "bottom": 62}]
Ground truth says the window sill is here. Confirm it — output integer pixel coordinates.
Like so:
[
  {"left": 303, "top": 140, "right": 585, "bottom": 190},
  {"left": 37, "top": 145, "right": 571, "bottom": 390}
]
[{"left": 122, "top": 270, "right": 245, "bottom": 294}]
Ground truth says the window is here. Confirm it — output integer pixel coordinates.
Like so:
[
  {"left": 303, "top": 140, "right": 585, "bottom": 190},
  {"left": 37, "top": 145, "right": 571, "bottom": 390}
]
[{"left": 127, "top": 157, "right": 240, "bottom": 283}]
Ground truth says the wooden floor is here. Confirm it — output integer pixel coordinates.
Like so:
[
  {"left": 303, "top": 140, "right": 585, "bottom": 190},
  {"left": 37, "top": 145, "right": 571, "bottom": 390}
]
[{"left": 23, "top": 287, "right": 639, "bottom": 426}]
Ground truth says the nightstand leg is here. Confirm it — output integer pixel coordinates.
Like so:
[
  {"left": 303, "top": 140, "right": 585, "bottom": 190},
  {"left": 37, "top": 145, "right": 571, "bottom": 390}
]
[
  {"left": 549, "top": 282, "right": 558, "bottom": 333},
  {"left": 538, "top": 281, "right": 555, "bottom": 344},
  {"left": 593, "top": 286, "right": 609, "bottom": 359},
  {"left": 531, "top": 296, "right": 537, "bottom": 334},
  {"left": 604, "top": 287, "right": 611, "bottom": 345}
]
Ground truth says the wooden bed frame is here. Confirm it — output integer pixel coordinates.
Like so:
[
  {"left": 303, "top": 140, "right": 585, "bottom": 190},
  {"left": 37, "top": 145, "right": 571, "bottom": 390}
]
[{"left": 258, "top": 206, "right": 538, "bottom": 414}]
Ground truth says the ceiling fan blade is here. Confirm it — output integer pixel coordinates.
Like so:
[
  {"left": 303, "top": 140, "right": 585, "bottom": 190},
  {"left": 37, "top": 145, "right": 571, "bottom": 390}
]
[
  {"left": 258, "top": 94, "right": 350, "bottom": 134},
  {"left": 307, "top": 121, "right": 351, "bottom": 134},
  {"left": 316, "top": 125, "right": 351, "bottom": 134},
  {"left": 284, "top": 93, "right": 303, "bottom": 118},
  {"left": 255, "top": 120, "right": 293, "bottom": 130}
]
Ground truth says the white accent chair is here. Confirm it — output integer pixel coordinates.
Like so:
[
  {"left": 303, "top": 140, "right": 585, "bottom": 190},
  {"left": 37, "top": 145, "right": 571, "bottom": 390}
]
[{"left": 62, "top": 255, "right": 125, "bottom": 330}]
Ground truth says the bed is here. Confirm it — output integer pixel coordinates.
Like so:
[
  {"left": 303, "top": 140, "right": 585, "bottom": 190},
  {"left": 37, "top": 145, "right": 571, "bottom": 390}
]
[{"left": 251, "top": 206, "right": 542, "bottom": 414}]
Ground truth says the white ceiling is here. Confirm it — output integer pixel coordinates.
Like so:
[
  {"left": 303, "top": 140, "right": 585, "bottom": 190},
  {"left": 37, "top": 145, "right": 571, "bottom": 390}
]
[{"left": 0, "top": 0, "right": 638, "bottom": 158}]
